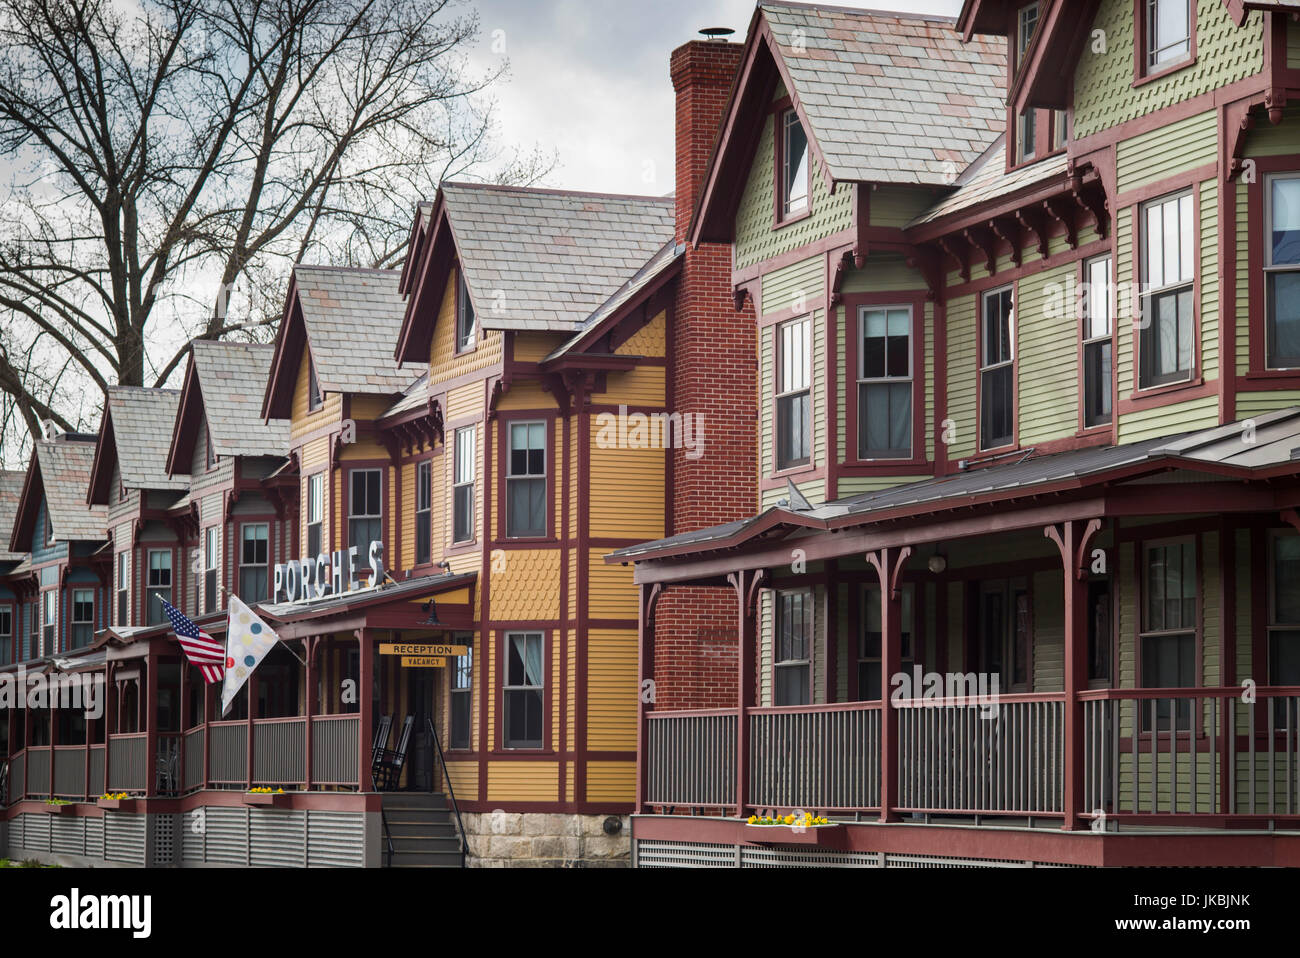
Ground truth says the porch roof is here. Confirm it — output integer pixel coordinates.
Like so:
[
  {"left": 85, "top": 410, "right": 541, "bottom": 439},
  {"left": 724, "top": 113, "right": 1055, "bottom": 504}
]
[
  {"left": 610, "top": 407, "right": 1300, "bottom": 565},
  {"left": 257, "top": 570, "right": 477, "bottom": 625}
]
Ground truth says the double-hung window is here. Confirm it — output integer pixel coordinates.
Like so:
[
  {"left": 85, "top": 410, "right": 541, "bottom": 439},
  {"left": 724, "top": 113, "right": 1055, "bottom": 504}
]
[
  {"left": 203, "top": 526, "right": 219, "bottom": 615},
  {"left": 504, "top": 632, "right": 544, "bottom": 749},
  {"left": 450, "top": 636, "right": 473, "bottom": 750},
  {"left": 349, "top": 469, "right": 382, "bottom": 552},
  {"left": 507, "top": 422, "right": 546, "bottom": 538},
  {"left": 0, "top": 606, "right": 10, "bottom": 664},
  {"left": 858, "top": 307, "right": 912, "bottom": 459},
  {"left": 456, "top": 271, "right": 476, "bottom": 352},
  {"left": 1266, "top": 174, "right": 1300, "bottom": 369},
  {"left": 1144, "top": 0, "right": 1192, "bottom": 73},
  {"left": 774, "top": 590, "right": 812, "bottom": 707},
  {"left": 70, "top": 590, "right": 93, "bottom": 650},
  {"left": 1269, "top": 534, "right": 1300, "bottom": 726},
  {"left": 776, "top": 317, "right": 811, "bottom": 470},
  {"left": 42, "top": 589, "right": 56, "bottom": 653},
  {"left": 858, "top": 585, "right": 913, "bottom": 702},
  {"left": 980, "top": 286, "right": 1015, "bottom": 449},
  {"left": 1083, "top": 254, "right": 1114, "bottom": 428},
  {"left": 307, "top": 474, "right": 323, "bottom": 558},
  {"left": 27, "top": 601, "right": 37, "bottom": 660},
  {"left": 146, "top": 550, "right": 172, "bottom": 626},
  {"left": 415, "top": 460, "right": 432, "bottom": 565},
  {"left": 780, "top": 109, "right": 810, "bottom": 219},
  {"left": 1017, "top": 112, "right": 1037, "bottom": 164},
  {"left": 1141, "top": 541, "right": 1197, "bottom": 730},
  {"left": 116, "top": 552, "right": 128, "bottom": 627},
  {"left": 1139, "top": 191, "right": 1195, "bottom": 388},
  {"left": 453, "top": 426, "right": 476, "bottom": 544},
  {"left": 240, "top": 523, "right": 269, "bottom": 603}
]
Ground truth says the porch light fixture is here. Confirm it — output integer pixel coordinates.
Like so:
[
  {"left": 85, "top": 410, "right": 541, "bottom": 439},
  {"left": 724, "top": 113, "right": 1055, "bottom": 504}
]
[
  {"left": 927, "top": 555, "right": 948, "bottom": 575},
  {"left": 419, "top": 599, "right": 441, "bottom": 626}
]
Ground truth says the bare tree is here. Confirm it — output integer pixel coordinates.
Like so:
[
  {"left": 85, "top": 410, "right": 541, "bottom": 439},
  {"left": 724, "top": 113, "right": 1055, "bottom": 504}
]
[{"left": 0, "top": 0, "right": 550, "bottom": 464}]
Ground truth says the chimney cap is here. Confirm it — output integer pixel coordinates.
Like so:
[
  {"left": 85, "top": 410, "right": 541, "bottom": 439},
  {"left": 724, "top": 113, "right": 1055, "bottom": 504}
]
[{"left": 699, "top": 27, "right": 735, "bottom": 40}]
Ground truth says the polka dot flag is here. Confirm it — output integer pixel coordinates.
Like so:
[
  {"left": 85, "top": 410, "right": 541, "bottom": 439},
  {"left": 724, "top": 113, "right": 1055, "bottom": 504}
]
[{"left": 221, "top": 595, "right": 280, "bottom": 717}]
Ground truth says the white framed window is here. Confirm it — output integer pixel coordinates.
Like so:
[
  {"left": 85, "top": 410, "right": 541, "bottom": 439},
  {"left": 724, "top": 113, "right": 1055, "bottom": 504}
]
[
  {"left": 116, "top": 552, "right": 129, "bottom": 627},
  {"left": 507, "top": 421, "right": 547, "bottom": 538},
  {"left": 146, "top": 550, "right": 172, "bottom": 626},
  {"left": 42, "top": 589, "right": 56, "bottom": 654},
  {"left": 204, "top": 526, "right": 219, "bottom": 615},
  {"left": 348, "top": 469, "right": 382, "bottom": 551},
  {"left": 1139, "top": 191, "right": 1195, "bottom": 388},
  {"left": 1145, "top": 0, "right": 1192, "bottom": 72},
  {"left": 857, "top": 306, "right": 912, "bottom": 459},
  {"left": 1083, "top": 254, "right": 1114, "bottom": 428},
  {"left": 980, "top": 286, "right": 1015, "bottom": 450},
  {"left": 307, "top": 473, "right": 323, "bottom": 558},
  {"left": 456, "top": 270, "right": 476, "bottom": 352},
  {"left": 240, "top": 523, "right": 269, "bottom": 603},
  {"left": 450, "top": 634, "right": 473, "bottom": 750},
  {"left": 503, "top": 632, "right": 544, "bottom": 749},
  {"left": 780, "top": 108, "right": 810, "bottom": 218},
  {"left": 70, "top": 589, "right": 93, "bottom": 649},
  {"left": 1017, "top": 111, "right": 1036, "bottom": 163},
  {"left": 1140, "top": 539, "right": 1197, "bottom": 730},
  {"left": 453, "top": 426, "right": 476, "bottom": 544},
  {"left": 1266, "top": 173, "right": 1300, "bottom": 369},
  {"left": 776, "top": 316, "right": 812, "bottom": 470},
  {"left": 1016, "top": 3, "right": 1039, "bottom": 69},
  {"left": 415, "top": 460, "right": 432, "bottom": 565}
]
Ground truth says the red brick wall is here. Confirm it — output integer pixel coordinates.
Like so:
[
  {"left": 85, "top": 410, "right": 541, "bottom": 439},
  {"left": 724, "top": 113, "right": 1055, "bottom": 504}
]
[{"left": 654, "top": 40, "right": 754, "bottom": 712}]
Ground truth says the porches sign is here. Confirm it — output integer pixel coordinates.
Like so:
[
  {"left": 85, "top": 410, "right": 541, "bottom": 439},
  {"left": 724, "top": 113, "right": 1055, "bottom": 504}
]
[{"left": 272, "top": 541, "right": 386, "bottom": 604}]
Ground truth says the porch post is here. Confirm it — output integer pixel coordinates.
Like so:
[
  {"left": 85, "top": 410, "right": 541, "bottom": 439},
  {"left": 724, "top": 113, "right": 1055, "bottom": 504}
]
[
  {"left": 1046, "top": 518, "right": 1101, "bottom": 831},
  {"left": 179, "top": 659, "right": 189, "bottom": 793},
  {"left": 868, "top": 547, "right": 912, "bottom": 824},
  {"left": 145, "top": 651, "right": 158, "bottom": 796},
  {"left": 304, "top": 636, "right": 317, "bottom": 791},
  {"left": 202, "top": 680, "right": 211, "bottom": 789},
  {"left": 357, "top": 628, "right": 374, "bottom": 791},
  {"left": 246, "top": 671, "right": 256, "bottom": 789},
  {"left": 635, "top": 585, "right": 662, "bottom": 814},
  {"left": 728, "top": 570, "right": 765, "bottom": 818}
]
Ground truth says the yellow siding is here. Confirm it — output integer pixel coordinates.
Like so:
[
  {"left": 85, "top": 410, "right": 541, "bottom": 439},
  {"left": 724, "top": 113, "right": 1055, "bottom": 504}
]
[
  {"left": 586, "top": 628, "right": 637, "bottom": 751},
  {"left": 585, "top": 761, "right": 635, "bottom": 803},
  {"left": 290, "top": 348, "right": 342, "bottom": 443},
  {"left": 496, "top": 379, "right": 556, "bottom": 412},
  {"left": 486, "top": 762, "right": 559, "bottom": 802},
  {"left": 587, "top": 550, "right": 638, "bottom": 619},
  {"left": 604, "top": 367, "right": 666, "bottom": 407},
  {"left": 400, "top": 462, "right": 415, "bottom": 570},
  {"left": 443, "top": 760, "right": 479, "bottom": 799},
  {"left": 513, "top": 332, "right": 563, "bottom": 363},
  {"left": 445, "top": 382, "right": 484, "bottom": 423},
  {"left": 588, "top": 421, "right": 665, "bottom": 539},
  {"left": 429, "top": 266, "right": 503, "bottom": 389},
  {"left": 491, "top": 549, "right": 562, "bottom": 621},
  {"left": 617, "top": 310, "right": 667, "bottom": 358}
]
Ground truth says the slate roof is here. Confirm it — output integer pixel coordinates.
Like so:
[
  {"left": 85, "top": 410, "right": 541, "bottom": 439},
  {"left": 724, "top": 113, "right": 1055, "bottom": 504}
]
[
  {"left": 612, "top": 408, "right": 1300, "bottom": 563},
  {"left": 442, "top": 183, "right": 677, "bottom": 333},
  {"left": 0, "top": 469, "right": 25, "bottom": 561},
  {"left": 760, "top": 2, "right": 1005, "bottom": 187},
  {"left": 106, "top": 387, "right": 188, "bottom": 491},
  {"left": 909, "top": 136, "right": 1071, "bottom": 227},
  {"left": 34, "top": 436, "right": 108, "bottom": 543},
  {"left": 293, "top": 266, "right": 424, "bottom": 395},
  {"left": 190, "top": 340, "right": 290, "bottom": 457},
  {"left": 380, "top": 372, "right": 431, "bottom": 420}
]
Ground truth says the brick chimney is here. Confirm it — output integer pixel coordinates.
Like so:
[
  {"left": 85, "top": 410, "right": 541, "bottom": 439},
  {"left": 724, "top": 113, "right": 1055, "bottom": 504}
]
[{"left": 656, "top": 37, "right": 755, "bottom": 713}]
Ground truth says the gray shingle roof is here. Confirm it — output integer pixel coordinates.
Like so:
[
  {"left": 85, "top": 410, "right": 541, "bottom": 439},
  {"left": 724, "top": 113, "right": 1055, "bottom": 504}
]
[
  {"left": 761, "top": 2, "right": 1005, "bottom": 186},
  {"left": 106, "top": 387, "right": 188, "bottom": 491},
  {"left": 35, "top": 437, "right": 107, "bottom": 542},
  {"left": 909, "top": 136, "right": 1070, "bottom": 227},
  {"left": 380, "top": 372, "right": 431, "bottom": 420},
  {"left": 442, "top": 183, "right": 676, "bottom": 333},
  {"left": 191, "top": 340, "right": 289, "bottom": 457},
  {"left": 294, "top": 266, "right": 424, "bottom": 395},
  {"left": 0, "top": 469, "right": 25, "bottom": 561}
]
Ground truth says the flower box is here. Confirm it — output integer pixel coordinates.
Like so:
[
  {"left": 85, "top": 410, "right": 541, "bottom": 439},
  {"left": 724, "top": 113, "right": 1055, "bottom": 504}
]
[
  {"left": 96, "top": 798, "right": 139, "bottom": 812},
  {"left": 243, "top": 792, "right": 290, "bottom": 808},
  {"left": 742, "top": 823, "right": 846, "bottom": 848},
  {"left": 41, "top": 803, "right": 71, "bottom": 815}
]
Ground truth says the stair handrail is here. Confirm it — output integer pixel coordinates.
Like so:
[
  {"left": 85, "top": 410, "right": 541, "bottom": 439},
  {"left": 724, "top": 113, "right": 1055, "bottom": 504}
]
[
  {"left": 427, "top": 717, "right": 467, "bottom": 868},
  {"left": 381, "top": 807, "right": 394, "bottom": 868}
]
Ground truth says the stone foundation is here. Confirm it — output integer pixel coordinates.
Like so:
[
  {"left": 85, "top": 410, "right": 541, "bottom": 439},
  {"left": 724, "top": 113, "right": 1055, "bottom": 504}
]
[{"left": 461, "top": 811, "right": 630, "bottom": 867}]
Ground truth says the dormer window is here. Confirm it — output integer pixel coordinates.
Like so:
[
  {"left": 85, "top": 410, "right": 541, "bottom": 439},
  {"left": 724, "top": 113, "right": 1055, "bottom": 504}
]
[
  {"left": 307, "top": 356, "right": 322, "bottom": 412},
  {"left": 1016, "top": 3, "right": 1039, "bottom": 70},
  {"left": 1017, "top": 112, "right": 1036, "bottom": 163},
  {"left": 456, "top": 270, "right": 476, "bottom": 353},
  {"left": 1144, "top": 0, "right": 1192, "bottom": 73},
  {"left": 779, "top": 108, "right": 810, "bottom": 220}
]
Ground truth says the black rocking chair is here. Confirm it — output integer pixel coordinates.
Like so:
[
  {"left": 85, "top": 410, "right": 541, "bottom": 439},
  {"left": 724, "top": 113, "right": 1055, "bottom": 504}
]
[
  {"left": 370, "top": 714, "right": 393, "bottom": 784},
  {"left": 372, "top": 715, "right": 414, "bottom": 791}
]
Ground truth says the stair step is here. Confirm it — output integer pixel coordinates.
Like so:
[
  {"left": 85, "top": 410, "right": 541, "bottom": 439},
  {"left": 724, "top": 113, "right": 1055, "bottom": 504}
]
[
  {"left": 389, "top": 836, "right": 462, "bottom": 854},
  {"left": 380, "top": 792, "right": 448, "bottom": 809},
  {"left": 387, "top": 820, "right": 454, "bottom": 836},
  {"left": 384, "top": 809, "right": 452, "bottom": 824},
  {"left": 387, "top": 850, "right": 464, "bottom": 868}
]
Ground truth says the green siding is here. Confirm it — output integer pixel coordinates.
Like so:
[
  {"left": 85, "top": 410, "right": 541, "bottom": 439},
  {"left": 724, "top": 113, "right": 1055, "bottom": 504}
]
[
  {"left": 758, "top": 310, "right": 826, "bottom": 511},
  {"left": 842, "top": 254, "right": 925, "bottom": 295},
  {"left": 945, "top": 292, "right": 978, "bottom": 462},
  {"left": 734, "top": 114, "right": 853, "bottom": 273},
  {"left": 1073, "top": 0, "right": 1263, "bottom": 140},
  {"left": 1018, "top": 260, "right": 1081, "bottom": 446},
  {"left": 1200, "top": 178, "right": 1220, "bottom": 380},
  {"left": 1118, "top": 393, "right": 1219, "bottom": 442},
  {"left": 1116, "top": 110, "right": 1217, "bottom": 193},
  {"left": 1033, "top": 570, "right": 1064, "bottom": 693},
  {"left": 1237, "top": 389, "right": 1300, "bottom": 416},
  {"left": 761, "top": 255, "right": 824, "bottom": 317},
  {"left": 1241, "top": 104, "right": 1300, "bottom": 157},
  {"left": 836, "top": 475, "right": 929, "bottom": 498},
  {"left": 1290, "top": 18, "right": 1300, "bottom": 69},
  {"left": 1115, "top": 206, "right": 1136, "bottom": 391},
  {"left": 869, "top": 185, "right": 936, "bottom": 229},
  {"left": 1236, "top": 179, "right": 1250, "bottom": 376}
]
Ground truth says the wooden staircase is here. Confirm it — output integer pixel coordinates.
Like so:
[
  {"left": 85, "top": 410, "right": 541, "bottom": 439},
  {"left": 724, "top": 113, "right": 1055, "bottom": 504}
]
[{"left": 381, "top": 792, "right": 465, "bottom": 868}]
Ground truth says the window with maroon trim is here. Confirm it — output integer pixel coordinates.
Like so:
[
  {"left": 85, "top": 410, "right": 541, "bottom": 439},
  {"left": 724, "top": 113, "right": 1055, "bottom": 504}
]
[
  {"left": 857, "top": 584, "right": 913, "bottom": 702},
  {"left": 503, "top": 631, "right": 544, "bottom": 749},
  {"left": 456, "top": 270, "right": 476, "bottom": 353},
  {"left": 307, "top": 473, "right": 323, "bottom": 558},
  {"left": 776, "top": 317, "right": 812, "bottom": 471},
  {"left": 774, "top": 589, "right": 812, "bottom": 706},
  {"left": 1083, "top": 254, "right": 1114, "bottom": 428},
  {"left": 146, "top": 549, "right": 172, "bottom": 626},
  {"left": 976, "top": 579, "right": 1031, "bottom": 692},
  {"left": 203, "top": 526, "right": 219, "bottom": 615},
  {"left": 506, "top": 420, "right": 547, "bottom": 539},
  {"left": 778, "top": 108, "right": 810, "bottom": 221},
  {"left": 415, "top": 460, "right": 432, "bottom": 565},
  {"left": 453, "top": 426, "right": 476, "bottom": 544},
  {"left": 239, "top": 522, "right": 269, "bottom": 603},
  {"left": 1140, "top": 539, "right": 1197, "bottom": 730},
  {"left": 1088, "top": 579, "right": 1113, "bottom": 685},
  {"left": 1142, "top": 0, "right": 1192, "bottom": 74},
  {"left": 857, "top": 306, "right": 913, "bottom": 460},
  {"left": 116, "top": 551, "right": 128, "bottom": 627},
  {"left": 349, "top": 468, "right": 382, "bottom": 552},
  {"left": 1138, "top": 191, "right": 1195, "bottom": 389},
  {"left": 42, "top": 588, "right": 56, "bottom": 654},
  {"left": 1268, "top": 532, "right": 1300, "bottom": 726},
  {"left": 1015, "top": 3, "right": 1039, "bottom": 72},
  {"left": 450, "top": 633, "right": 473, "bottom": 750},
  {"left": 307, "top": 357, "right": 322, "bottom": 412},
  {"left": 980, "top": 286, "right": 1015, "bottom": 451},
  {"left": 205, "top": 429, "right": 216, "bottom": 471},
  {"left": 1265, "top": 173, "right": 1300, "bottom": 369},
  {"left": 0, "top": 605, "right": 11, "bottom": 665},
  {"left": 70, "top": 589, "right": 93, "bottom": 650}
]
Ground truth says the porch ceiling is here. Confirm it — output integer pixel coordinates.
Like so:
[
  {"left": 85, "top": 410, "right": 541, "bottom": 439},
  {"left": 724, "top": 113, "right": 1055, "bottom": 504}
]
[{"left": 611, "top": 407, "right": 1300, "bottom": 578}]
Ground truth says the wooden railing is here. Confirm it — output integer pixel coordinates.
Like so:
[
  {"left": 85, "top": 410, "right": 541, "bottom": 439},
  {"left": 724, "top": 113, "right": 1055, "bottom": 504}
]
[
  {"left": 645, "top": 710, "right": 736, "bottom": 808},
  {"left": 252, "top": 717, "right": 306, "bottom": 786},
  {"left": 311, "top": 714, "right": 359, "bottom": 786},
  {"left": 107, "top": 733, "right": 147, "bottom": 793},
  {"left": 749, "top": 702, "right": 881, "bottom": 811}
]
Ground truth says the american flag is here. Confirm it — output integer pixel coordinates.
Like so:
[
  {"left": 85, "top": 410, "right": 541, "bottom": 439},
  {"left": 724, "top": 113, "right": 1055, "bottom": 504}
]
[{"left": 161, "top": 599, "right": 225, "bottom": 684}]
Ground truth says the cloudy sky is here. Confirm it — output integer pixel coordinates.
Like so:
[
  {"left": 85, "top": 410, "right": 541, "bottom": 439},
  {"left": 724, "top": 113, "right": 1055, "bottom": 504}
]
[{"left": 468, "top": 0, "right": 963, "bottom": 196}]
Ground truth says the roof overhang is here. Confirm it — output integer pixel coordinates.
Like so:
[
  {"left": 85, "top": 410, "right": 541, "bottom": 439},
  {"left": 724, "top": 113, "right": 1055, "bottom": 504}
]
[
  {"left": 165, "top": 349, "right": 203, "bottom": 476},
  {"left": 394, "top": 189, "right": 458, "bottom": 366},
  {"left": 261, "top": 275, "right": 311, "bottom": 421},
  {"left": 1011, "top": 0, "right": 1103, "bottom": 115},
  {"left": 8, "top": 451, "right": 42, "bottom": 554},
  {"left": 85, "top": 408, "right": 117, "bottom": 505}
]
